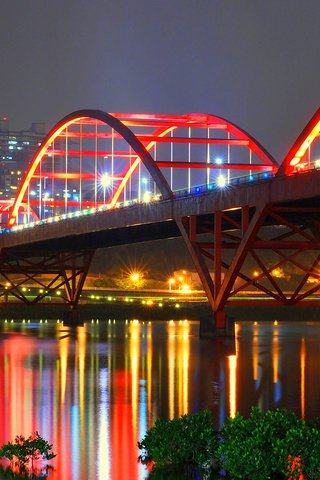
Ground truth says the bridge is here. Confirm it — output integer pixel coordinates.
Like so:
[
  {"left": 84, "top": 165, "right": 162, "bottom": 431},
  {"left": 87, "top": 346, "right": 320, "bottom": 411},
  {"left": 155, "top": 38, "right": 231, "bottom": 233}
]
[{"left": 0, "top": 108, "right": 319, "bottom": 332}]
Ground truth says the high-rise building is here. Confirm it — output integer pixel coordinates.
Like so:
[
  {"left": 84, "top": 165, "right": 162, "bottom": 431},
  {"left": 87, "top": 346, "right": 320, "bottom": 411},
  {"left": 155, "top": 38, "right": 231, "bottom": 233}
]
[{"left": 0, "top": 117, "right": 45, "bottom": 199}]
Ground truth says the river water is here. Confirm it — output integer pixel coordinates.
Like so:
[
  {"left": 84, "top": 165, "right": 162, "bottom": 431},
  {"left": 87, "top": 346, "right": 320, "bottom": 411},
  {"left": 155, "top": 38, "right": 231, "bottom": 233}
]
[{"left": 0, "top": 317, "right": 319, "bottom": 479}]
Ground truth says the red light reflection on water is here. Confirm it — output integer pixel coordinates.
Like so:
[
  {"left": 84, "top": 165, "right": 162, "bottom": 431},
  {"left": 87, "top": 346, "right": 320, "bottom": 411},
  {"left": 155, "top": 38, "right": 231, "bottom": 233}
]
[
  {"left": 0, "top": 322, "right": 153, "bottom": 480},
  {"left": 0, "top": 319, "right": 318, "bottom": 480}
]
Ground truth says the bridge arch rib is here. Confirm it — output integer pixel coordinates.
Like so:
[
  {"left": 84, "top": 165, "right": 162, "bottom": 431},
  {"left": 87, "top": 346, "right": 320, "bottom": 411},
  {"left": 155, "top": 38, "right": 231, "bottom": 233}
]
[
  {"left": 8, "top": 109, "right": 173, "bottom": 227},
  {"left": 277, "top": 107, "right": 320, "bottom": 176},
  {"left": 8, "top": 110, "right": 277, "bottom": 228}
]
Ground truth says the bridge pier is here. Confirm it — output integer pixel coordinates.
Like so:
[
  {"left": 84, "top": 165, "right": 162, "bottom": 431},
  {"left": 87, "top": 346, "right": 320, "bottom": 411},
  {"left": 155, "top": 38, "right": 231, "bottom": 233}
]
[
  {"left": 199, "top": 311, "right": 235, "bottom": 338},
  {"left": 63, "top": 307, "right": 83, "bottom": 326}
]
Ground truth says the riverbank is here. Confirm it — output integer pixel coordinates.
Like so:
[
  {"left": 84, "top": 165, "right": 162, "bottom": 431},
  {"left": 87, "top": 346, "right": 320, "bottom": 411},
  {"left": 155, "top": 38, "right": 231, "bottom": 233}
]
[
  {"left": 0, "top": 301, "right": 211, "bottom": 321},
  {"left": 0, "top": 301, "right": 319, "bottom": 323}
]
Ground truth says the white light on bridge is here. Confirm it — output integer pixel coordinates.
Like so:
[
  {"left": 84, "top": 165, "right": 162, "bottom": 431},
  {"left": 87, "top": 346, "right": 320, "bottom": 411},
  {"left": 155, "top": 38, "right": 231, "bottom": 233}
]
[
  {"left": 217, "top": 174, "right": 227, "bottom": 188},
  {"left": 143, "top": 191, "right": 151, "bottom": 203},
  {"left": 100, "top": 173, "right": 112, "bottom": 188}
]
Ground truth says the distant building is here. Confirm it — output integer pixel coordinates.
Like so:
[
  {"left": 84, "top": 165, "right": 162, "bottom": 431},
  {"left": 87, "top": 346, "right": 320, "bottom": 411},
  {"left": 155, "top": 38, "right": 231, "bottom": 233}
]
[{"left": 0, "top": 116, "right": 45, "bottom": 199}]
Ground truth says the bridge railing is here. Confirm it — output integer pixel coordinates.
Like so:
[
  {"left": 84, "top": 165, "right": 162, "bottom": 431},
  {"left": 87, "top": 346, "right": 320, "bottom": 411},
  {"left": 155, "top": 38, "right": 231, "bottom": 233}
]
[
  {"left": 0, "top": 170, "right": 277, "bottom": 235},
  {"left": 6, "top": 164, "right": 320, "bottom": 235},
  {"left": 173, "top": 170, "right": 275, "bottom": 199}
]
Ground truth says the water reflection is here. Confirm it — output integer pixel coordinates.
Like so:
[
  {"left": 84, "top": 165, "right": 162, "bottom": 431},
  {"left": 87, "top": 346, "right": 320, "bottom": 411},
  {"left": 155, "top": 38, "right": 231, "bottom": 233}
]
[{"left": 0, "top": 319, "right": 319, "bottom": 479}]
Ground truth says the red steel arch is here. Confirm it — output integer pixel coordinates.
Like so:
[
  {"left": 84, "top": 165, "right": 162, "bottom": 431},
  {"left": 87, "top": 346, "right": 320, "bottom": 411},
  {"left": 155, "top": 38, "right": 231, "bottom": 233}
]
[
  {"left": 8, "top": 110, "right": 277, "bottom": 228},
  {"left": 277, "top": 107, "right": 320, "bottom": 176},
  {"left": 8, "top": 109, "right": 173, "bottom": 227},
  {"left": 111, "top": 112, "right": 277, "bottom": 202}
]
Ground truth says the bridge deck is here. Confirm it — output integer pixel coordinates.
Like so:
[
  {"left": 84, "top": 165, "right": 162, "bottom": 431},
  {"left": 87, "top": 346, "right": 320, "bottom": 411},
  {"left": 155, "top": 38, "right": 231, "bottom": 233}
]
[{"left": 1, "top": 169, "right": 319, "bottom": 253}]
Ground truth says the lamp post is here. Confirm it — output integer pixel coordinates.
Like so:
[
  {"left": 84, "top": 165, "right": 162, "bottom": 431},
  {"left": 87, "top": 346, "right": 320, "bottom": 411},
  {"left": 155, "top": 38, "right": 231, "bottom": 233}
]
[
  {"left": 168, "top": 277, "right": 175, "bottom": 292},
  {"left": 43, "top": 191, "right": 49, "bottom": 219}
]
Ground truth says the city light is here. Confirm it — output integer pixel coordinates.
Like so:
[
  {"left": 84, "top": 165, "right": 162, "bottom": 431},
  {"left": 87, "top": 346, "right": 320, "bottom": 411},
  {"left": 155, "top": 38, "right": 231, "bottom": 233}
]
[
  {"left": 130, "top": 272, "right": 140, "bottom": 283},
  {"left": 100, "top": 173, "right": 112, "bottom": 188},
  {"left": 272, "top": 267, "right": 285, "bottom": 279},
  {"left": 217, "top": 174, "right": 227, "bottom": 188},
  {"left": 125, "top": 270, "right": 147, "bottom": 289},
  {"left": 180, "top": 284, "right": 191, "bottom": 293},
  {"left": 100, "top": 173, "right": 112, "bottom": 204},
  {"left": 143, "top": 191, "right": 151, "bottom": 203},
  {"left": 168, "top": 277, "right": 175, "bottom": 292}
]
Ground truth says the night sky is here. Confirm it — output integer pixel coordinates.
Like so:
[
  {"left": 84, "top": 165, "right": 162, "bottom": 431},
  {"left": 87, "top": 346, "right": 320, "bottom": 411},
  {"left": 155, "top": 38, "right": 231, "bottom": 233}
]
[
  {"left": 1, "top": 0, "right": 320, "bottom": 277},
  {"left": 1, "top": 0, "right": 319, "bottom": 161}
]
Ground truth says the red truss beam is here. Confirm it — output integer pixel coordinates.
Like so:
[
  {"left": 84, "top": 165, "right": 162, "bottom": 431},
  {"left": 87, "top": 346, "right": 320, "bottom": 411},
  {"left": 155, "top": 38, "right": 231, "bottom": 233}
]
[
  {"left": 32, "top": 172, "right": 124, "bottom": 180},
  {"left": 136, "top": 135, "right": 250, "bottom": 146},
  {"left": 37, "top": 158, "right": 273, "bottom": 172},
  {"left": 118, "top": 120, "right": 226, "bottom": 129},
  {"left": 25, "top": 199, "right": 97, "bottom": 207},
  {"left": 45, "top": 149, "right": 134, "bottom": 158},
  {"left": 0, "top": 249, "right": 95, "bottom": 307},
  {"left": 177, "top": 198, "right": 320, "bottom": 330},
  {"left": 56, "top": 127, "right": 228, "bottom": 138},
  {"left": 156, "top": 162, "right": 273, "bottom": 170}
]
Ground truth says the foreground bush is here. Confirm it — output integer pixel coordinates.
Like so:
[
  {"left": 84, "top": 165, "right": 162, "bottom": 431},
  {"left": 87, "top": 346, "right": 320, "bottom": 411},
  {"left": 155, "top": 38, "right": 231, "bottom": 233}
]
[
  {"left": 0, "top": 432, "right": 56, "bottom": 478},
  {"left": 138, "top": 409, "right": 219, "bottom": 476},
  {"left": 219, "top": 407, "right": 320, "bottom": 479},
  {"left": 219, "top": 408, "right": 303, "bottom": 479},
  {"left": 139, "top": 407, "right": 320, "bottom": 479}
]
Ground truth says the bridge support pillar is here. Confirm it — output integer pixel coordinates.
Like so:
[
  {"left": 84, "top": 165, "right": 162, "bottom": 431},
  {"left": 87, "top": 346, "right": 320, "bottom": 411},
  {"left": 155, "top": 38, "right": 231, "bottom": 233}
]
[
  {"left": 199, "top": 311, "right": 235, "bottom": 338},
  {"left": 63, "top": 307, "right": 83, "bottom": 326}
]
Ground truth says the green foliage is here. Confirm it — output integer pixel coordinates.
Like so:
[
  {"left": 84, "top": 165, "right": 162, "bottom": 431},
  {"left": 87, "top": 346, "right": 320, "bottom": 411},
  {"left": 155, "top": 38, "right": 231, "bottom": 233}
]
[
  {"left": 218, "top": 407, "right": 300, "bottom": 479},
  {"left": 139, "top": 407, "right": 320, "bottom": 479},
  {"left": 218, "top": 407, "right": 320, "bottom": 480},
  {"left": 138, "top": 409, "right": 219, "bottom": 475},
  {"left": 0, "top": 432, "right": 55, "bottom": 478}
]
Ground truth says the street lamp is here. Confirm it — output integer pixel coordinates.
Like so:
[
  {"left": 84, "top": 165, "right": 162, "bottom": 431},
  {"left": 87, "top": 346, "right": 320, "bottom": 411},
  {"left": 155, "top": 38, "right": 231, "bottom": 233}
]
[
  {"left": 181, "top": 284, "right": 191, "bottom": 293},
  {"left": 100, "top": 173, "right": 112, "bottom": 204},
  {"left": 168, "top": 277, "right": 175, "bottom": 292},
  {"left": 143, "top": 191, "right": 151, "bottom": 203},
  {"left": 130, "top": 272, "right": 140, "bottom": 283},
  {"left": 141, "top": 177, "right": 148, "bottom": 186},
  {"left": 217, "top": 174, "right": 227, "bottom": 188}
]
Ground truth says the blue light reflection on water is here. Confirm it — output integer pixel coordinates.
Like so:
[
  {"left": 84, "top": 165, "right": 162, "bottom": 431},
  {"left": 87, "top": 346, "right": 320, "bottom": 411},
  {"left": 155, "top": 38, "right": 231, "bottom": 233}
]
[
  {"left": 71, "top": 405, "right": 79, "bottom": 480},
  {"left": 0, "top": 319, "right": 320, "bottom": 479}
]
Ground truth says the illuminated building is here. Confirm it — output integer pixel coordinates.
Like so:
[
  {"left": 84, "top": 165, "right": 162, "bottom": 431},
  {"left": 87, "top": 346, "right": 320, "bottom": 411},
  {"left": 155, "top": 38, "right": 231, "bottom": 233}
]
[{"left": 0, "top": 116, "right": 45, "bottom": 199}]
